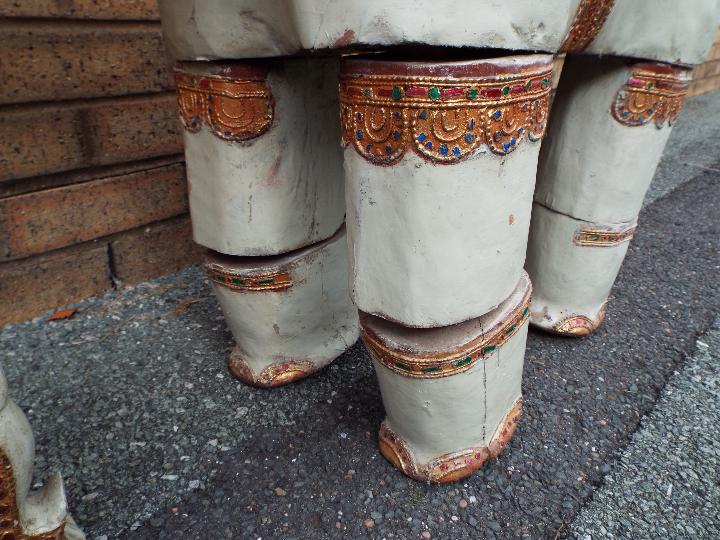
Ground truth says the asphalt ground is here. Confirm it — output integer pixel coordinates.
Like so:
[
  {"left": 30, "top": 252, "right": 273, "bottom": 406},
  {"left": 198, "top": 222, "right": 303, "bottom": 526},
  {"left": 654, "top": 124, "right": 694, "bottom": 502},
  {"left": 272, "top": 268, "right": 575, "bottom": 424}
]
[
  {"left": 1, "top": 92, "right": 719, "bottom": 539},
  {"left": 570, "top": 318, "right": 720, "bottom": 539}
]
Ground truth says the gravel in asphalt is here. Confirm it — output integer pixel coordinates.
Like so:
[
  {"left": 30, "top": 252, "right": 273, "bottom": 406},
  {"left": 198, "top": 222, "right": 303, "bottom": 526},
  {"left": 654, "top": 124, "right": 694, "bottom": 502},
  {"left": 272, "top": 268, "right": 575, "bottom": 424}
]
[
  {"left": 1, "top": 94, "right": 719, "bottom": 539},
  {"left": 571, "top": 318, "right": 720, "bottom": 540}
]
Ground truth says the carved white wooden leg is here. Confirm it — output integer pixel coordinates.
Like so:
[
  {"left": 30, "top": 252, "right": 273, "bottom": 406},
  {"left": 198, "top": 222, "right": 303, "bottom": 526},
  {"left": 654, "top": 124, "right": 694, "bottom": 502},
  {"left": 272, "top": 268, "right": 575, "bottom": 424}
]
[
  {"left": 175, "top": 58, "right": 358, "bottom": 385},
  {"left": 206, "top": 227, "right": 359, "bottom": 388},
  {"left": 0, "top": 367, "right": 84, "bottom": 540},
  {"left": 340, "top": 54, "right": 553, "bottom": 481},
  {"left": 527, "top": 57, "right": 691, "bottom": 336}
]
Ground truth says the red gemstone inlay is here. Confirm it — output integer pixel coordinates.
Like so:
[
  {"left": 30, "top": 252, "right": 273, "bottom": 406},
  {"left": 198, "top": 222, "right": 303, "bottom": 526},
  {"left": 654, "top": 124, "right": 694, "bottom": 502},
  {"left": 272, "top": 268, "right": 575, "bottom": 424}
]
[
  {"left": 405, "top": 86, "right": 427, "bottom": 97},
  {"left": 482, "top": 88, "right": 502, "bottom": 98},
  {"left": 441, "top": 87, "right": 465, "bottom": 99},
  {"left": 628, "top": 78, "right": 646, "bottom": 88},
  {"left": 376, "top": 88, "right": 393, "bottom": 98},
  {"left": 346, "top": 86, "right": 363, "bottom": 96},
  {"left": 511, "top": 84, "right": 525, "bottom": 94},
  {"left": 198, "top": 78, "right": 210, "bottom": 89}
]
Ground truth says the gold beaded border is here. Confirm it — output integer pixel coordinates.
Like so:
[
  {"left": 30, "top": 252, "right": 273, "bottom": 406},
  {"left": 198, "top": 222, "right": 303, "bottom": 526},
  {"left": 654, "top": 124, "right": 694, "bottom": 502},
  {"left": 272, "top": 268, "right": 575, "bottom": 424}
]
[
  {"left": 560, "top": 0, "right": 615, "bottom": 53},
  {"left": 362, "top": 287, "right": 531, "bottom": 379},
  {"left": 205, "top": 263, "right": 292, "bottom": 292},
  {"left": 574, "top": 222, "right": 637, "bottom": 247}
]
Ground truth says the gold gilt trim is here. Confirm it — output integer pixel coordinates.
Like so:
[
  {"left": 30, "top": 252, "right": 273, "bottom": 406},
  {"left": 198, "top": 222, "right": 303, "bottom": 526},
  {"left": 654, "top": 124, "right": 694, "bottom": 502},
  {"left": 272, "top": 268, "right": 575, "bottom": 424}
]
[
  {"left": 362, "top": 287, "right": 531, "bottom": 379},
  {"left": 339, "top": 68, "right": 552, "bottom": 165},
  {"left": 560, "top": 0, "right": 615, "bottom": 53},
  {"left": 227, "top": 349, "right": 316, "bottom": 388},
  {"left": 0, "top": 449, "right": 65, "bottom": 540},
  {"left": 611, "top": 67, "right": 690, "bottom": 128},
  {"left": 174, "top": 71, "right": 273, "bottom": 142},
  {"left": 553, "top": 302, "right": 608, "bottom": 337},
  {"left": 574, "top": 222, "right": 636, "bottom": 247},
  {"left": 379, "top": 399, "right": 522, "bottom": 483},
  {"left": 205, "top": 263, "right": 292, "bottom": 292}
]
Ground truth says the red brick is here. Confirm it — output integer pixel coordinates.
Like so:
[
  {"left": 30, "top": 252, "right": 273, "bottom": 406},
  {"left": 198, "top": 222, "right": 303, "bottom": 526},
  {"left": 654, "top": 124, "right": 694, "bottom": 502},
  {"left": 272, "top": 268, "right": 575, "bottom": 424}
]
[
  {"left": 0, "top": 163, "right": 188, "bottom": 261},
  {"left": 0, "top": 20, "right": 172, "bottom": 104},
  {"left": 0, "top": 93, "right": 182, "bottom": 182},
  {"left": 0, "top": 242, "right": 111, "bottom": 327},
  {"left": 0, "top": 0, "right": 159, "bottom": 20},
  {"left": 110, "top": 215, "right": 203, "bottom": 284}
]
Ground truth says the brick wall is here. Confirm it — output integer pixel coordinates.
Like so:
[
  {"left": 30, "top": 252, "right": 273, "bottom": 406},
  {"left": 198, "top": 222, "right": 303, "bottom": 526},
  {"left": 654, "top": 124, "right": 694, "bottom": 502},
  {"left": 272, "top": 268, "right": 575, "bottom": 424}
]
[
  {"left": 690, "top": 28, "right": 720, "bottom": 96},
  {"left": 0, "top": 1, "right": 202, "bottom": 326}
]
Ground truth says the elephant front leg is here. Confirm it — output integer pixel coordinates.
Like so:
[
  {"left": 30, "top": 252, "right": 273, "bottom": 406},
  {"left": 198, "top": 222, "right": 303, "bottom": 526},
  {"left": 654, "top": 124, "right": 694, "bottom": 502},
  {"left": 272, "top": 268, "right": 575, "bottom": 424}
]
[{"left": 339, "top": 53, "right": 553, "bottom": 482}]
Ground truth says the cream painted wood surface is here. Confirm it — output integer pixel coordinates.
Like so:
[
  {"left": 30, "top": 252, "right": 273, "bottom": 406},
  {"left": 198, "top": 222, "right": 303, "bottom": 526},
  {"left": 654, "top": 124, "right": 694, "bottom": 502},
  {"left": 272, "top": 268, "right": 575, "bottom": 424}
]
[
  {"left": 207, "top": 226, "right": 359, "bottom": 380},
  {"left": 364, "top": 273, "right": 530, "bottom": 465},
  {"left": 183, "top": 58, "right": 345, "bottom": 256}
]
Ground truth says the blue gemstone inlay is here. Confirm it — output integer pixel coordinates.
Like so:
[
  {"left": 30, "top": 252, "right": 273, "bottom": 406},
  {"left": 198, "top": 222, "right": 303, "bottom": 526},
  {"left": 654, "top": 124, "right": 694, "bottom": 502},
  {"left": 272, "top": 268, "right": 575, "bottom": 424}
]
[
  {"left": 492, "top": 110, "right": 502, "bottom": 120},
  {"left": 419, "top": 110, "right": 428, "bottom": 120},
  {"left": 356, "top": 112, "right": 363, "bottom": 120},
  {"left": 647, "top": 109, "right": 654, "bottom": 114},
  {"left": 511, "top": 137, "right": 516, "bottom": 146},
  {"left": 439, "top": 144, "right": 449, "bottom": 156},
  {"left": 224, "top": 131, "right": 231, "bottom": 137},
  {"left": 453, "top": 146, "right": 460, "bottom": 156},
  {"left": 621, "top": 111, "right": 630, "bottom": 117},
  {"left": 366, "top": 144, "right": 372, "bottom": 152},
  {"left": 517, "top": 127, "right": 524, "bottom": 135},
  {"left": 393, "top": 131, "right": 401, "bottom": 141},
  {"left": 418, "top": 133, "right": 427, "bottom": 142},
  {"left": 494, "top": 131, "right": 501, "bottom": 141},
  {"left": 425, "top": 141, "right": 433, "bottom": 149},
  {"left": 356, "top": 130, "right": 364, "bottom": 140},
  {"left": 385, "top": 145, "right": 393, "bottom": 154},
  {"left": 464, "top": 133, "right": 475, "bottom": 143},
  {"left": 207, "top": 95, "right": 214, "bottom": 101},
  {"left": 469, "top": 119, "right": 475, "bottom": 131},
  {"left": 503, "top": 142, "right": 511, "bottom": 152},
  {"left": 393, "top": 112, "right": 402, "bottom": 120}
]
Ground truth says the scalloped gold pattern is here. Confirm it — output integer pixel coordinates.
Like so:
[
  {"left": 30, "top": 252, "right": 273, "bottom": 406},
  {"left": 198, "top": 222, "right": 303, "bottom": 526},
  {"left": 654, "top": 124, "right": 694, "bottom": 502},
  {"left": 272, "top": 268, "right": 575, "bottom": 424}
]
[
  {"left": 339, "top": 68, "right": 552, "bottom": 165},
  {"left": 175, "top": 71, "right": 273, "bottom": 142},
  {"left": 560, "top": 0, "right": 615, "bottom": 52}
]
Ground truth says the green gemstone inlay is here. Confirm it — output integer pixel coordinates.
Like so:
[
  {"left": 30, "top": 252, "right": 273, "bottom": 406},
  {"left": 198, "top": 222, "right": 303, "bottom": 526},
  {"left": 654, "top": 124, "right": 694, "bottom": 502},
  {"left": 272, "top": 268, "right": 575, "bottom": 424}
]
[
  {"left": 231, "top": 277, "right": 246, "bottom": 285},
  {"left": 646, "top": 83, "right": 654, "bottom": 90},
  {"left": 522, "top": 307, "right": 529, "bottom": 317},
  {"left": 395, "top": 362, "right": 412, "bottom": 371},
  {"left": 453, "top": 356, "right": 474, "bottom": 368},
  {"left": 257, "top": 279, "right": 274, "bottom": 285},
  {"left": 428, "top": 87, "right": 441, "bottom": 100},
  {"left": 363, "top": 88, "right": 372, "bottom": 97},
  {"left": 502, "top": 86, "right": 510, "bottom": 96},
  {"left": 525, "top": 80, "right": 532, "bottom": 90},
  {"left": 505, "top": 324, "right": 517, "bottom": 335},
  {"left": 391, "top": 87, "right": 403, "bottom": 100},
  {"left": 541, "top": 78, "right": 549, "bottom": 88},
  {"left": 422, "top": 366, "right": 442, "bottom": 374},
  {"left": 467, "top": 88, "right": 479, "bottom": 100},
  {"left": 215, "top": 274, "right": 227, "bottom": 282},
  {"left": 482, "top": 345, "right": 497, "bottom": 354}
]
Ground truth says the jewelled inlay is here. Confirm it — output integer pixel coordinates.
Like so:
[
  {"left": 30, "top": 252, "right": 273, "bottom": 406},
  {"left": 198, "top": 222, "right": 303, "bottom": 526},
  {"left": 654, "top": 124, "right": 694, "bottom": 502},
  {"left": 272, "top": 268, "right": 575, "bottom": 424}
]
[
  {"left": 205, "top": 263, "right": 292, "bottom": 292},
  {"left": 175, "top": 70, "right": 273, "bottom": 142},
  {"left": 560, "top": 0, "right": 615, "bottom": 53},
  {"left": 339, "top": 66, "right": 552, "bottom": 165},
  {"left": 611, "top": 66, "right": 690, "bottom": 128},
  {"left": 363, "top": 289, "right": 531, "bottom": 379},
  {"left": 574, "top": 222, "right": 637, "bottom": 247},
  {"left": 0, "top": 449, "right": 65, "bottom": 540}
]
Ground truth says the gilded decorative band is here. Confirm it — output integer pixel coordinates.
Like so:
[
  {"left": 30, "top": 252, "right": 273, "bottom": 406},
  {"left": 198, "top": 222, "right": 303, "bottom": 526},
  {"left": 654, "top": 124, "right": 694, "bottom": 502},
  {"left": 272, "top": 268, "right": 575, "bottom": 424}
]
[
  {"left": 363, "top": 288, "right": 531, "bottom": 379},
  {"left": 174, "top": 70, "right": 273, "bottom": 142},
  {"left": 339, "top": 67, "right": 552, "bottom": 165},
  {"left": 0, "top": 449, "right": 66, "bottom": 540},
  {"left": 205, "top": 263, "right": 292, "bottom": 292},
  {"left": 611, "top": 65, "right": 690, "bottom": 128},
  {"left": 560, "top": 0, "right": 615, "bottom": 53},
  {"left": 552, "top": 302, "right": 608, "bottom": 337},
  {"left": 228, "top": 349, "right": 316, "bottom": 388},
  {"left": 574, "top": 222, "right": 636, "bottom": 247}
]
